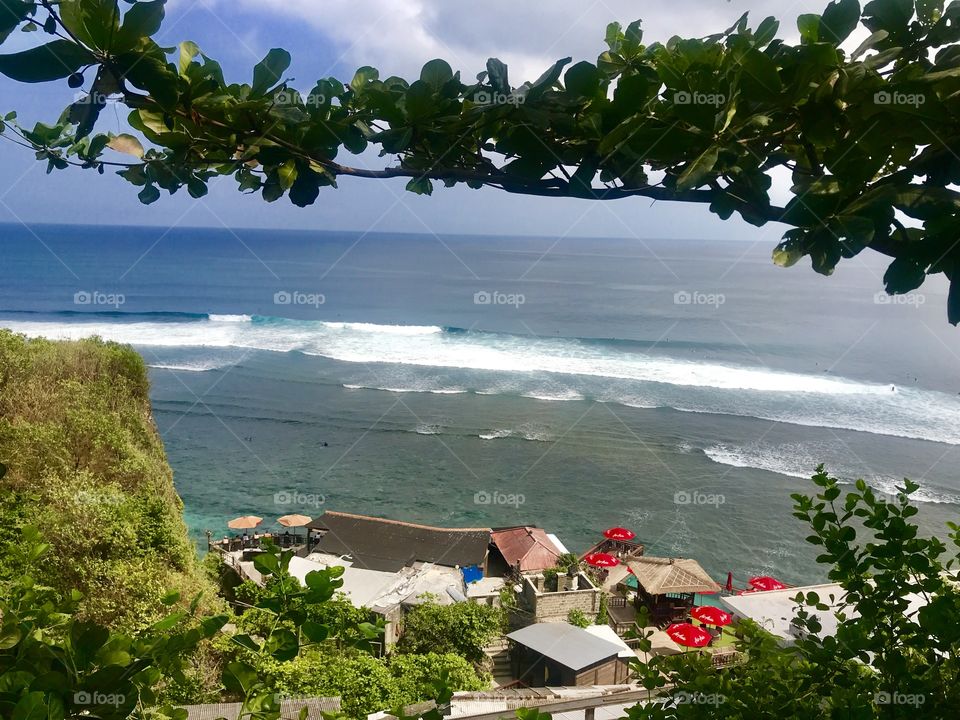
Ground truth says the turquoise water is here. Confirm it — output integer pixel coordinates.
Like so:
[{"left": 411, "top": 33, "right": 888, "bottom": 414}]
[{"left": 1, "top": 224, "right": 958, "bottom": 587}]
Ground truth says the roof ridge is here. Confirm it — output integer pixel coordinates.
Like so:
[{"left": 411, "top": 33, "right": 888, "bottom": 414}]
[{"left": 323, "top": 510, "right": 491, "bottom": 533}]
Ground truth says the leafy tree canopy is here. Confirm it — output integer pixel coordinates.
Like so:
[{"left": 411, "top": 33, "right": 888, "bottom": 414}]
[{"left": 0, "top": 1, "right": 959, "bottom": 322}]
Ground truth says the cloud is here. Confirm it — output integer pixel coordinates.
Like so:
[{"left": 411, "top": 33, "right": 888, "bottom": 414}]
[{"left": 198, "top": 0, "right": 831, "bottom": 82}]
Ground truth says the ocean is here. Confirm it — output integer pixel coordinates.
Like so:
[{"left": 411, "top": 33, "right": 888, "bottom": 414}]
[{"left": 1, "top": 222, "right": 958, "bottom": 586}]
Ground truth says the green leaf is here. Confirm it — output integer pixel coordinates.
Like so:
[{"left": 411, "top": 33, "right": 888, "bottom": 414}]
[
  {"left": 0, "top": 624, "right": 23, "bottom": 649},
  {"left": 253, "top": 551, "right": 281, "bottom": 575},
  {"left": 178, "top": 40, "right": 200, "bottom": 76},
  {"left": 820, "top": 0, "right": 862, "bottom": 44},
  {"left": 277, "top": 159, "right": 297, "bottom": 190},
  {"left": 419, "top": 58, "right": 453, "bottom": 90},
  {"left": 739, "top": 48, "right": 783, "bottom": 98},
  {"left": 289, "top": 167, "right": 322, "bottom": 207},
  {"left": 0, "top": 40, "right": 95, "bottom": 83},
  {"left": 863, "top": 0, "right": 915, "bottom": 40},
  {"left": 486, "top": 58, "right": 509, "bottom": 93},
  {"left": 406, "top": 176, "right": 433, "bottom": 195},
  {"left": 676, "top": 145, "right": 719, "bottom": 190},
  {"left": 564, "top": 61, "right": 601, "bottom": 97},
  {"left": 116, "top": 0, "right": 165, "bottom": 50},
  {"left": 949, "top": 274, "right": 960, "bottom": 325},
  {"left": 350, "top": 65, "right": 378, "bottom": 91},
  {"left": 107, "top": 133, "right": 144, "bottom": 158},
  {"left": 265, "top": 628, "right": 299, "bottom": 661},
  {"left": 230, "top": 634, "right": 261, "bottom": 652},
  {"left": 851, "top": 29, "right": 890, "bottom": 58},
  {"left": 0, "top": 0, "right": 32, "bottom": 44},
  {"left": 60, "top": 0, "right": 120, "bottom": 51},
  {"left": 301, "top": 621, "right": 329, "bottom": 643},
  {"left": 883, "top": 257, "right": 927, "bottom": 294},
  {"left": 798, "top": 14, "right": 821, "bottom": 43},
  {"left": 916, "top": 0, "right": 944, "bottom": 24},
  {"left": 252, "top": 48, "right": 291, "bottom": 96},
  {"left": 754, "top": 17, "right": 780, "bottom": 46},
  {"left": 773, "top": 232, "right": 807, "bottom": 267},
  {"left": 527, "top": 57, "right": 571, "bottom": 100},
  {"left": 138, "top": 184, "right": 160, "bottom": 204}
]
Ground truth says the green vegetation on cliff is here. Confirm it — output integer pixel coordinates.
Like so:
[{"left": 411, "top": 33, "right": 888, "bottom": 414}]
[{"left": 0, "top": 329, "right": 218, "bottom": 630}]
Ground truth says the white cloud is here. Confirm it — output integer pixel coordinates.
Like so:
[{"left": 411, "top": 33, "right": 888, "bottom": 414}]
[{"left": 198, "top": 0, "right": 832, "bottom": 82}]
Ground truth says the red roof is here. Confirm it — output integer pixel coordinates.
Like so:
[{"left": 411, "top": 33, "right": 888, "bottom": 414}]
[{"left": 491, "top": 527, "right": 562, "bottom": 572}]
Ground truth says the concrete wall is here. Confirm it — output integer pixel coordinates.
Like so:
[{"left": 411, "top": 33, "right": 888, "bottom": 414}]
[{"left": 522, "top": 573, "right": 602, "bottom": 623}]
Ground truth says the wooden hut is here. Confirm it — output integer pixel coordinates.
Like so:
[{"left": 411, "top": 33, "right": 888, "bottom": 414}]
[
  {"left": 625, "top": 556, "right": 720, "bottom": 625},
  {"left": 507, "top": 623, "right": 633, "bottom": 687}
]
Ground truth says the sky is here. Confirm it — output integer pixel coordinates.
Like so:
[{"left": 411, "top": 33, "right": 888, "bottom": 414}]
[{"left": 0, "top": 0, "right": 840, "bottom": 238}]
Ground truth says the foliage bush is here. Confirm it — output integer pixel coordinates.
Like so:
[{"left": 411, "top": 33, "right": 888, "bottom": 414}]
[
  {"left": 567, "top": 609, "right": 591, "bottom": 628},
  {"left": 396, "top": 601, "right": 505, "bottom": 665},
  {"left": 0, "top": 330, "right": 220, "bottom": 632}
]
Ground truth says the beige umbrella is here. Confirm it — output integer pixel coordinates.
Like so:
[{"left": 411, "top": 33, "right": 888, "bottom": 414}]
[
  {"left": 227, "top": 515, "right": 263, "bottom": 530},
  {"left": 277, "top": 514, "right": 312, "bottom": 546}
]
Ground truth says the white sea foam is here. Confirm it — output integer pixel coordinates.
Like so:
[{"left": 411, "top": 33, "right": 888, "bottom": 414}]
[
  {"left": 5, "top": 316, "right": 960, "bottom": 445},
  {"left": 703, "top": 443, "right": 960, "bottom": 505},
  {"left": 414, "top": 423, "right": 442, "bottom": 435},
  {"left": 148, "top": 361, "right": 225, "bottom": 372},
  {"left": 479, "top": 429, "right": 513, "bottom": 440},
  {"left": 208, "top": 314, "right": 252, "bottom": 323}
]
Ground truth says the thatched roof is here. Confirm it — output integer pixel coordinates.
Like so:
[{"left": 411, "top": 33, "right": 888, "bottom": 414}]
[{"left": 625, "top": 556, "right": 720, "bottom": 595}]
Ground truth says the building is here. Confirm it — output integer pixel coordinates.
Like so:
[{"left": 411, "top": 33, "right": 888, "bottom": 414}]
[
  {"left": 507, "top": 623, "right": 634, "bottom": 687},
  {"left": 623, "top": 556, "right": 720, "bottom": 625},
  {"left": 490, "top": 526, "right": 566, "bottom": 574},
  {"left": 521, "top": 571, "right": 603, "bottom": 624},
  {"left": 305, "top": 511, "right": 491, "bottom": 574}
]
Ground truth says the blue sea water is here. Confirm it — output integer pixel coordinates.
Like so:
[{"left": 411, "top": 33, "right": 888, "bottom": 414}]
[{"left": 1, "top": 222, "right": 958, "bottom": 586}]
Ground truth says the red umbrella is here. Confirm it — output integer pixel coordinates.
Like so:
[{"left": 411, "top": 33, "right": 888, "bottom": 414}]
[
  {"left": 724, "top": 571, "right": 734, "bottom": 592},
  {"left": 691, "top": 606, "right": 732, "bottom": 627},
  {"left": 666, "top": 622, "right": 712, "bottom": 648},
  {"left": 749, "top": 575, "right": 787, "bottom": 591},
  {"left": 603, "top": 527, "right": 636, "bottom": 540},
  {"left": 584, "top": 552, "right": 620, "bottom": 568}
]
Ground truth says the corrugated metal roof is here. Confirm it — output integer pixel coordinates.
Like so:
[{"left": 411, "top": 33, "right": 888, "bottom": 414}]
[
  {"left": 507, "top": 623, "right": 623, "bottom": 671},
  {"left": 306, "top": 511, "right": 490, "bottom": 572},
  {"left": 491, "top": 527, "right": 561, "bottom": 571}
]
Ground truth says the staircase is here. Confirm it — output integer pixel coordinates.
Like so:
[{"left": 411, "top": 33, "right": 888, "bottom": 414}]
[{"left": 483, "top": 637, "right": 513, "bottom": 687}]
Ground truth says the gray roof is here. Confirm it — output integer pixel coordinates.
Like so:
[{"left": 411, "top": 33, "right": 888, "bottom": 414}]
[
  {"left": 306, "top": 511, "right": 490, "bottom": 572},
  {"left": 507, "top": 623, "right": 624, "bottom": 671}
]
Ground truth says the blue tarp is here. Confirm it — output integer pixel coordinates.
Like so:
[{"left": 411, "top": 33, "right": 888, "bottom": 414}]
[{"left": 461, "top": 564, "right": 483, "bottom": 584}]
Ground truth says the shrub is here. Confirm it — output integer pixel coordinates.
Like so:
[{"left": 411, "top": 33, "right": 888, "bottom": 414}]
[{"left": 397, "top": 601, "right": 505, "bottom": 664}]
